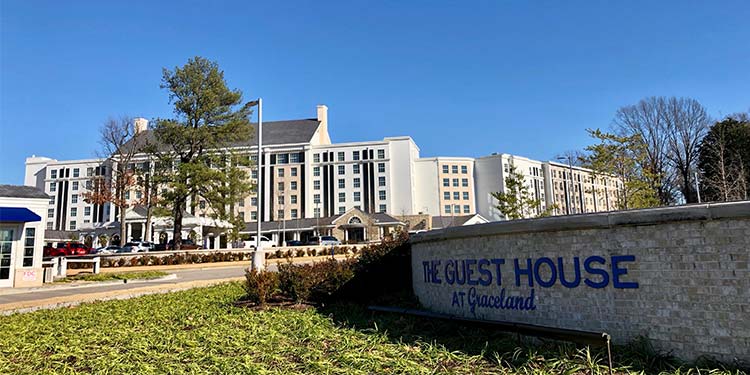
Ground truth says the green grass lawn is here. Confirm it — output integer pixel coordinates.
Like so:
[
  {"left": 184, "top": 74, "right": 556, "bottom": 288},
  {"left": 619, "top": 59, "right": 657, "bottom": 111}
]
[
  {"left": 0, "top": 282, "right": 745, "bottom": 374},
  {"left": 54, "top": 270, "right": 169, "bottom": 283}
]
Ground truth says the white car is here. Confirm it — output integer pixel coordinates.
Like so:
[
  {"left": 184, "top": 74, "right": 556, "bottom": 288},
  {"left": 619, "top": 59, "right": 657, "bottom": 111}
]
[
  {"left": 123, "top": 241, "right": 151, "bottom": 252},
  {"left": 246, "top": 236, "right": 275, "bottom": 249}
]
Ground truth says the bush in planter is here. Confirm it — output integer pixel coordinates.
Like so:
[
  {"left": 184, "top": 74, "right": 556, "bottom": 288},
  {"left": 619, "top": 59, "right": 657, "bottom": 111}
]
[
  {"left": 306, "top": 248, "right": 317, "bottom": 257},
  {"left": 295, "top": 249, "right": 306, "bottom": 258},
  {"left": 244, "top": 269, "right": 279, "bottom": 306},
  {"left": 278, "top": 262, "right": 316, "bottom": 303}
]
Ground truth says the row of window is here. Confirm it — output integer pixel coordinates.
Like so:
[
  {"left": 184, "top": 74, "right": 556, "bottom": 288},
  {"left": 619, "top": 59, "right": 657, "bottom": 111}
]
[
  {"left": 312, "top": 204, "right": 387, "bottom": 217},
  {"left": 313, "top": 149, "right": 386, "bottom": 163},
  {"left": 444, "top": 205, "right": 472, "bottom": 214},
  {"left": 48, "top": 205, "right": 94, "bottom": 218},
  {"left": 313, "top": 190, "right": 387, "bottom": 203},
  {"left": 50, "top": 167, "right": 104, "bottom": 179},
  {"left": 276, "top": 167, "right": 299, "bottom": 177},
  {"left": 313, "top": 162, "right": 386, "bottom": 176},
  {"left": 442, "top": 178, "right": 470, "bottom": 187},
  {"left": 443, "top": 191, "right": 470, "bottom": 201},
  {"left": 441, "top": 165, "right": 469, "bottom": 174}
]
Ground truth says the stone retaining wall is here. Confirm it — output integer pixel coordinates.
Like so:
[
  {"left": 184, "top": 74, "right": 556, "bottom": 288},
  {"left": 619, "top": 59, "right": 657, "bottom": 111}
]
[{"left": 411, "top": 202, "right": 750, "bottom": 362}]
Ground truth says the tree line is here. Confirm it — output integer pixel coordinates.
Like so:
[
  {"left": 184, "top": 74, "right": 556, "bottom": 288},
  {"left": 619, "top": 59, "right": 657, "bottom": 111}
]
[{"left": 85, "top": 57, "right": 254, "bottom": 249}]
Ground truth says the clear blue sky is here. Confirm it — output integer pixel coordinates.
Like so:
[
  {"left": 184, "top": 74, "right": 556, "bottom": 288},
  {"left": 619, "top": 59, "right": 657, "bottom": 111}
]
[{"left": 1, "top": 1, "right": 748, "bottom": 184}]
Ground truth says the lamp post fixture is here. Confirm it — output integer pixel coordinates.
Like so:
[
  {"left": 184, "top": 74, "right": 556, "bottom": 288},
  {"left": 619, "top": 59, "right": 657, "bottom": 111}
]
[
  {"left": 248, "top": 98, "right": 265, "bottom": 271},
  {"left": 557, "top": 156, "right": 575, "bottom": 215}
]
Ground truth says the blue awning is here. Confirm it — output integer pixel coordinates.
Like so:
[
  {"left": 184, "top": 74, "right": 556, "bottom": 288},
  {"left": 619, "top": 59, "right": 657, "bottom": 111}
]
[{"left": 0, "top": 207, "right": 42, "bottom": 223}]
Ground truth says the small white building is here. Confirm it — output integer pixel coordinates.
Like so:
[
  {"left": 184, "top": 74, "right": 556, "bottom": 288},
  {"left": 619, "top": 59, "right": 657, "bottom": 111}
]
[{"left": 0, "top": 185, "right": 49, "bottom": 288}]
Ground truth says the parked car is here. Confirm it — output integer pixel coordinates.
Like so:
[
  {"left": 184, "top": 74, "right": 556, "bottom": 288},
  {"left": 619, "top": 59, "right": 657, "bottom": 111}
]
[
  {"left": 116, "top": 245, "right": 137, "bottom": 253},
  {"left": 122, "top": 241, "right": 151, "bottom": 252},
  {"left": 92, "top": 245, "right": 121, "bottom": 255},
  {"left": 307, "top": 236, "right": 341, "bottom": 246},
  {"left": 158, "top": 239, "right": 202, "bottom": 250},
  {"left": 44, "top": 242, "right": 90, "bottom": 257},
  {"left": 247, "top": 236, "right": 275, "bottom": 249},
  {"left": 286, "top": 240, "right": 305, "bottom": 247}
]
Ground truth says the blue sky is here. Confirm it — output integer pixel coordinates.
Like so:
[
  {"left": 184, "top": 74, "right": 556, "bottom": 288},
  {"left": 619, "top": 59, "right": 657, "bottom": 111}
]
[{"left": 1, "top": 1, "right": 748, "bottom": 184}]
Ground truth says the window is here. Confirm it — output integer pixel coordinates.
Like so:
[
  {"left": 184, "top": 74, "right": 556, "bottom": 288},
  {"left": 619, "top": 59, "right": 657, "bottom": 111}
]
[
  {"left": 338, "top": 165, "right": 345, "bottom": 175},
  {"left": 73, "top": 168, "right": 79, "bottom": 177},
  {"left": 278, "top": 168, "right": 284, "bottom": 177},
  {"left": 87, "top": 167, "right": 93, "bottom": 177},
  {"left": 453, "top": 205, "right": 460, "bottom": 214},
  {"left": 291, "top": 167, "right": 298, "bottom": 177},
  {"left": 291, "top": 181, "right": 297, "bottom": 190},
  {"left": 353, "top": 164, "right": 360, "bottom": 174},
  {"left": 379, "top": 190, "right": 386, "bottom": 200},
  {"left": 338, "top": 179, "right": 345, "bottom": 189},
  {"left": 251, "top": 169, "right": 258, "bottom": 179},
  {"left": 313, "top": 153, "right": 320, "bottom": 163},
  {"left": 354, "top": 205, "right": 361, "bottom": 210},
  {"left": 47, "top": 222, "right": 53, "bottom": 230},
  {"left": 442, "top": 178, "right": 449, "bottom": 187},
  {"left": 84, "top": 206, "right": 91, "bottom": 216},
  {"left": 452, "top": 165, "right": 458, "bottom": 174},
  {"left": 377, "top": 149, "right": 385, "bottom": 159},
  {"left": 378, "top": 163, "right": 385, "bottom": 173},
  {"left": 378, "top": 176, "right": 386, "bottom": 187},
  {"left": 444, "top": 205, "right": 451, "bottom": 214},
  {"left": 276, "top": 210, "right": 283, "bottom": 219},
  {"left": 47, "top": 209, "right": 54, "bottom": 218},
  {"left": 314, "top": 194, "right": 321, "bottom": 204},
  {"left": 463, "top": 192, "right": 469, "bottom": 200},
  {"left": 50, "top": 183, "right": 56, "bottom": 192},
  {"left": 125, "top": 191, "right": 130, "bottom": 200},
  {"left": 51, "top": 170, "right": 57, "bottom": 179},
  {"left": 277, "top": 154, "right": 288, "bottom": 164},
  {"left": 339, "top": 206, "right": 346, "bottom": 214},
  {"left": 444, "top": 192, "right": 450, "bottom": 200},
  {"left": 463, "top": 205, "right": 470, "bottom": 214},
  {"left": 69, "top": 221, "right": 76, "bottom": 230},
  {"left": 278, "top": 196, "right": 284, "bottom": 205},
  {"left": 71, "top": 194, "right": 78, "bottom": 204},
  {"left": 83, "top": 219, "right": 90, "bottom": 224},
  {"left": 379, "top": 204, "right": 386, "bottom": 213},
  {"left": 353, "top": 178, "right": 360, "bottom": 188},
  {"left": 452, "top": 178, "right": 459, "bottom": 187},
  {"left": 49, "top": 197, "right": 55, "bottom": 205},
  {"left": 277, "top": 182, "right": 285, "bottom": 192},
  {"left": 353, "top": 151, "right": 360, "bottom": 160},
  {"left": 251, "top": 211, "right": 257, "bottom": 221},
  {"left": 313, "top": 167, "right": 320, "bottom": 176},
  {"left": 199, "top": 200, "right": 206, "bottom": 209},
  {"left": 442, "top": 165, "right": 449, "bottom": 174},
  {"left": 23, "top": 228, "right": 35, "bottom": 267},
  {"left": 462, "top": 178, "right": 469, "bottom": 187},
  {"left": 337, "top": 152, "right": 344, "bottom": 161},
  {"left": 291, "top": 209, "right": 298, "bottom": 219},
  {"left": 339, "top": 192, "right": 345, "bottom": 202},
  {"left": 251, "top": 197, "right": 258, "bottom": 206},
  {"left": 85, "top": 180, "right": 92, "bottom": 189},
  {"left": 353, "top": 192, "right": 361, "bottom": 202},
  {"left": 290, "top": 195, "right": 297, "bottom": 204},
  {"left": 314, "top": 207, "right": 321, "bottom": 218},
  {"left": 290, "top": 153, "right": 300, "bottom": 163},
  {"left": 136, "top": 191, "right": 142, "bottom": 199},
  {"left": 72, "top": 181, "right": 79, "bottom": 190},
  {"left": 453, "top": 192, "right": 460, "bottom": 200},
  {"left": 314, "top": 181, "right": 320, "bottom": 190},
  {"left": 461, "top": 165, "right": 468, "bottom": 174}
]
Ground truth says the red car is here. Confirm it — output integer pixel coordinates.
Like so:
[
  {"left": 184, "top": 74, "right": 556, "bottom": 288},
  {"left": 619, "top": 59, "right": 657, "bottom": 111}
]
[{"left": 43, "top": 242, "right": 90, "bottom": 257}]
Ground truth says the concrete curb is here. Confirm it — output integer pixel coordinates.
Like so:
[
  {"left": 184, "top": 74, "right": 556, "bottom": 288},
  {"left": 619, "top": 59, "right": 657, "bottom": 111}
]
[
  {"left": 0, "top": 274, "right": 179, "bottom": 296},
  {"left": 0, "top": 276, "right": 243, "bottom": 315}
]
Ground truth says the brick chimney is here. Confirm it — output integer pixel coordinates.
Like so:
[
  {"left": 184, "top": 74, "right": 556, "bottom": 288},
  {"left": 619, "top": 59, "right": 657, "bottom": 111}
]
[{"left": 134, "top": 118, "right": 148, "bottom": 134}]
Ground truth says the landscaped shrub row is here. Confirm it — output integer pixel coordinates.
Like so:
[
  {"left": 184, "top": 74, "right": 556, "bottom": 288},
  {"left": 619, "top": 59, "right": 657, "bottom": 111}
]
[
  {"left": 264, "top": 246, "right": 358, "bottom": 259},
  {"left": 99, "top": 252, "right": 254, "bottom": 268},
  {"left": 245, "top": 232, "right": 409, "bottom": 306}
]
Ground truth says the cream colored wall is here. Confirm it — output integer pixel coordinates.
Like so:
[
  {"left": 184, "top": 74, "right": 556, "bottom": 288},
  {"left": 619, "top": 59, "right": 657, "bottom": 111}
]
[
  {"left": 0, "top": 196, "right": 48, "bottom": 288},
  {"left": 436, "top": 160, "right": 475, "bottom": 215}
]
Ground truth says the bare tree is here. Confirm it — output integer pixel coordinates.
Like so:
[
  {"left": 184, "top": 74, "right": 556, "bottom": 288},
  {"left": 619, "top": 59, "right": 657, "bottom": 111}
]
[
  {"left": 83, "top": 116, "right": 146, "bottom": 245},
  {"left": 663, "top": 97, "right": 711, "bottom": 203}
]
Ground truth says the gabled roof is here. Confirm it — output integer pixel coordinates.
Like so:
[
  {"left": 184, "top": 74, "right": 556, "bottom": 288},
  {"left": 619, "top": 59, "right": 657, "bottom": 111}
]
[
  {"left": 0, "top": 185, "right": 49, "bottom": 199},
  {"left": 122, "top": 119, "right": 321, "bottom": 154},
  {"left": 431, "top": 214, "right": 488, "bottom": 229},
  {"left": 242, "top": 211, "right": 404, "bottom": 233}
]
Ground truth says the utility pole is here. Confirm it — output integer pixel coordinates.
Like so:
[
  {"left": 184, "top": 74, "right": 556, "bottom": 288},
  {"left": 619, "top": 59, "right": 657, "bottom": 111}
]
[
  {"left": 250, "top": 98, "right": 264, "bottom": 271},
  {"left": 695, "top": 172, "right": 702, "bottom": 204}
]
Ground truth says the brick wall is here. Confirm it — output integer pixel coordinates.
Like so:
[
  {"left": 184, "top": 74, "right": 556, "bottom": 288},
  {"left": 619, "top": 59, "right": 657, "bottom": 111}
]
[{"left": 411, "top": 202, "right": 750, "bottom": 362}]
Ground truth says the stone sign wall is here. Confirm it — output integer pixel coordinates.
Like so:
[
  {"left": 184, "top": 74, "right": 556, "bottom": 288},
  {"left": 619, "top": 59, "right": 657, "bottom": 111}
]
[{"left": 411, "top": 202, "right": 750, "bottom": 362}]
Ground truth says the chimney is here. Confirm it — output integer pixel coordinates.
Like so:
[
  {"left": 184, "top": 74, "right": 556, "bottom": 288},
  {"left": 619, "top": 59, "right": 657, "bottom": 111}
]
[
  {"left": 134, "top": 118, "right": 148, "bottom": 134},
  {"left": 315, "top": 105, "right": 331, "bottom": 145}
]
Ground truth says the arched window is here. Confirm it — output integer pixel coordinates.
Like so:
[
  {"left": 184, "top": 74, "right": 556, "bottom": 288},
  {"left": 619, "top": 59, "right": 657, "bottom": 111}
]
[{"left": 348, "top": 216, "right": 362, "bottom": 224}]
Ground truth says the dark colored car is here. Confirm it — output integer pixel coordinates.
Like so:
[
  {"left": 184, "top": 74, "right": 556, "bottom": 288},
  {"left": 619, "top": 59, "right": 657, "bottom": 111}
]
[
  {"left": 155, "top": 239, "right": 202, "bottom": 251},
  {"left": 286, "top": 240, "right": 305, "bottom": 247}
]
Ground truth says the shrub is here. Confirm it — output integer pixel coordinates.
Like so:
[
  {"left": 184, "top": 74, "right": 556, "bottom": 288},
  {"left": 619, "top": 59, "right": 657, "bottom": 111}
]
[
  {"left": 309, "top": 259, "right": 356, "bottom": 301},
  {"left": 295, "top": 249, "right": 306, "bottom": 258},
  {"left": 278, "top": 262, "right": 316, "bottom": 303},
  {"left": 244, "top": 269, "right": 279, "bottom": 306}
]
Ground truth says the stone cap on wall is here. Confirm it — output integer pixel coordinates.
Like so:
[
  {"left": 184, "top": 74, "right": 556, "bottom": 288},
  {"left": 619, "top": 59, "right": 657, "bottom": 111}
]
[{"left": 411, "top": 201, "right": 750, "bottom": 244}]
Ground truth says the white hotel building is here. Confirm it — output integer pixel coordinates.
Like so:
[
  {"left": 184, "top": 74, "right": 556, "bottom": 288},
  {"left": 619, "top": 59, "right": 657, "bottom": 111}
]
[{"left": 24, "top": 104, "right": 621, "bottom": 246}]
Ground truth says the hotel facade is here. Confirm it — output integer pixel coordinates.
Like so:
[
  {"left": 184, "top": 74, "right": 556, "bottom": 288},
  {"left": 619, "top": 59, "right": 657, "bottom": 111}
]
[{"left": 24, "top": 104, "right": 621, "bottom": 246}]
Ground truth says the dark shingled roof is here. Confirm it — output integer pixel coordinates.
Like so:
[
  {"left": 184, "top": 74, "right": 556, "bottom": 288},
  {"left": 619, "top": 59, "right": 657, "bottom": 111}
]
[
  {"left": 0, "top": 185, "right": 49, "bottom": 199},
  {"left": 431, "top": 215, "right": 476, "bottom": 229},
  {"left": 44, "top": 230, "right": 79, "bottom": 240},
  {"left": 125, "top": 119, "right": 321, "bottom": 153}
]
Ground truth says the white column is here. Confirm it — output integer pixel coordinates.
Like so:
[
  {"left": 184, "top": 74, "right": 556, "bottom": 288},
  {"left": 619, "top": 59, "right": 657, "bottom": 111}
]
[
  {"left": 126, "top": 223, "right": 132, "bottom": 242},
  {"left": 140, "top": 224, "right": 145, "bottom": 241}
]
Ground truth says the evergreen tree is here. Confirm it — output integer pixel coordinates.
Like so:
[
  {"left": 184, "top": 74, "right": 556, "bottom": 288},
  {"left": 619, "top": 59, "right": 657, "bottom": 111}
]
[
  {"left": 697, "top": 115, "right": 750, "bottom": 201},
  {"left": 492, "top": 166, "right": 555, "bottom": 220}
]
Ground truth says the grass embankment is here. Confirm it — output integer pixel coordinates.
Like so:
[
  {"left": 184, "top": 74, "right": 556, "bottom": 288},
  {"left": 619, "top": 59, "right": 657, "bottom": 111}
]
[
  {"left": 0, "top": 282, "right": 745, "bottom": 374},
  {"left": 55, "top": 271, "right": 169, "bottom": 283}
]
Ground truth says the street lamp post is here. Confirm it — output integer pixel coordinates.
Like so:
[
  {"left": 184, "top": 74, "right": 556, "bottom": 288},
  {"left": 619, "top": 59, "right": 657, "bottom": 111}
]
[{"left": 250, "top": 98, "right": 265, "bottom": 271}]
